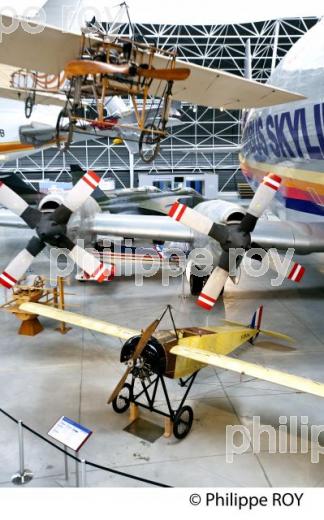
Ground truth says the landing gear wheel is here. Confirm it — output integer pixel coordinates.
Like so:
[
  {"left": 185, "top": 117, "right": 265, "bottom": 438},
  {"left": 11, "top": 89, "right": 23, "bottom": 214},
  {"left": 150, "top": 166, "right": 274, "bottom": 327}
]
[
  {"left": 112, "top": 383, "right": 132, "bottom": 414},
  {"left": 139, "top": 124, "right": 161, "bottom": 163},
  {"left": 56, "top": 107, "right": 73, "bottom": 151},
  {"left": 173, "top": 405, "right": 193, "bottom": 439},
  {"left": 25, "top": 95, "right": 34, "bottom": 119}
]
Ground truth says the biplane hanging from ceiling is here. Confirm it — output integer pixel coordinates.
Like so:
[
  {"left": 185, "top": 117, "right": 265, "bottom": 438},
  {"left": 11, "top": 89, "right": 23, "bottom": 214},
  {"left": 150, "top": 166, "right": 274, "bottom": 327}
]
[
  {"left": 0, "top": 14, "right": 304, "bottom": 162},
  {"left": 16, "top": 302, "right": 324, "bottom": 439}
]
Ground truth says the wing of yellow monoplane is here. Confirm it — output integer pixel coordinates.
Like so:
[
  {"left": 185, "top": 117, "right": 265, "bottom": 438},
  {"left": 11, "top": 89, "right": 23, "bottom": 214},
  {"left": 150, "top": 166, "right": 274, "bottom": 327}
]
[
  {"left": 19, "top": 302, "right": 139, "bottom": 340},
  {"left": 171, "top": 345, "right": 324, "bottom": 398}
]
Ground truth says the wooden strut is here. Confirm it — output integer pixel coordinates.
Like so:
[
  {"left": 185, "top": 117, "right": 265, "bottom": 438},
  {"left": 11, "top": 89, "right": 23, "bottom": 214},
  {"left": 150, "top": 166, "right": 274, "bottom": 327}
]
[
  {"left": 128, "top": 402, "right": 172, "bottom": 438},
  {"left": 55, "top": 276, "right": 71, "bottom": 335}
]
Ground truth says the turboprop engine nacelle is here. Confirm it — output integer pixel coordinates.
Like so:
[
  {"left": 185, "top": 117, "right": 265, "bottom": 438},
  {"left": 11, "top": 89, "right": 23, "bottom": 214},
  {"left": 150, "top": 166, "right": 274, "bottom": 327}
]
[
  {"left": 194, "top": 199, "right": 246, "bottom": 224},
  {"left": 191, "top": 199, "right": 246, "bottom": 248},
  {"left": 37, "top": 188, "right": 66, "bottom": 213},
  {"left": 38, "top": 188, "right": 101, "bottom": 244}
]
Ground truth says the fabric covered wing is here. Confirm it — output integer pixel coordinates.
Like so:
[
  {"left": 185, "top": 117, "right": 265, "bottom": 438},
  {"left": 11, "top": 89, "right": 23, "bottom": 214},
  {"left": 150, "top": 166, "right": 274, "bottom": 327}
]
[
  {"left": 149, "top": 54, "right": 305, "bottom": 109},
  {"left": 0, "top": 16, "right": 81, "bottom": 75},
  {"left": 0, "top": 64, "right": 66, "bottom": 106},
  {"left": 171, "top": 345, "right": 324, "bottom": 398},
  {"left": 19, "top": 302, "right": 139, "bottom": 340},
  {"left": 0, "top": 16, "right": 304, "bottom": 108}
]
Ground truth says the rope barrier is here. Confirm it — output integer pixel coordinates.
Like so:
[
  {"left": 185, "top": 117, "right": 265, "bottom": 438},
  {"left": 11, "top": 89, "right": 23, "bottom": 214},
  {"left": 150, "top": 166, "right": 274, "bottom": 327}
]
[{"left": 0, "top": 407, "right": 171, "bottom": 488}]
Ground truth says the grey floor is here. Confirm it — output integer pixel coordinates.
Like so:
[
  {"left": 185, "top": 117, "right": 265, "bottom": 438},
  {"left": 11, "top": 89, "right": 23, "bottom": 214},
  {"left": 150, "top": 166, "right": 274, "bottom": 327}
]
[{"left": 1, "top": 226, "right": 324, "bottom": 487}]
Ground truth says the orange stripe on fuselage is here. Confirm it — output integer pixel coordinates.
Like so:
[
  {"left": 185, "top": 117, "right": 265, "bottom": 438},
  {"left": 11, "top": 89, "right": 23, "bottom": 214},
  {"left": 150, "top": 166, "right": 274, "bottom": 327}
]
[
  {"left": 0, "top": 137, "right": 65, "bottom": 155},
  {"left": 0, "top": 142, "right": 34, "bottom": 152},
  {"left": 241, "top": 158, "right": 324, "bottom": 198}
]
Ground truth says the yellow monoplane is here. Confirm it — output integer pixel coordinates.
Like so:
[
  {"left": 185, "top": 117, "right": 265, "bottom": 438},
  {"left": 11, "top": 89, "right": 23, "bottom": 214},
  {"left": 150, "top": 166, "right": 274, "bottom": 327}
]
[{"left": 18, "top": 302, "right": 324, "bottom": 439}]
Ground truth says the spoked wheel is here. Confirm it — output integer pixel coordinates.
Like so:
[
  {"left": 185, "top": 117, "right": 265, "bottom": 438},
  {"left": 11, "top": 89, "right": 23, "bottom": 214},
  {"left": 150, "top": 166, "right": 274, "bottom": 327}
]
[
  {"left": 139, "top": 124, "right": 162, "bottom": 163},
  {"left": 173, "top": 405, "right": 194, "bottom": 439},
  {"left": 111, "top": 382, "right": 133, "bottom": 414},
  {"left": 56, "top": 107, "right": 73, "bottom": 151},
  {"left": 25, "top": 95, "right": 34, "bottom": 119}
]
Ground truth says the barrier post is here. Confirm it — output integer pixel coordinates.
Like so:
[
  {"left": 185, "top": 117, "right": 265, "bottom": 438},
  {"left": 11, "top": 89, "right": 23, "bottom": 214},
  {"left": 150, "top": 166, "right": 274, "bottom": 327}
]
[
  {"left": 11, "top": 420, "right": 33, "bottom": 485},
  {"left": 80, "top": 459, "right": 86, "bottom": 487},
  {"left": 64, "top": 445, "right": 69, "bottom": 481},
  {"left": 75, "top": 458, "right": 79, "bottom": 487}
]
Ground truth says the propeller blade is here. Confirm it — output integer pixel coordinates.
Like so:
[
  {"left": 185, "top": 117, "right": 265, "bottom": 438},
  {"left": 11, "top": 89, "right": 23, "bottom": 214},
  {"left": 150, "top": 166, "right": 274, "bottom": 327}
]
[
  {"left": 0, "top": 236, "right": 45, "bottom": 288},
  {"left": 53, "top": 170, "right": 101, "bottom": 224},
  {"left": 132, "top": 319, "right": 160, "bottom": 361},
  {"left": 0, "top": 181, "right": 41, "bottom": 228},
  {"left": 266, "top": 251, "right": 305, "bottom": 283},
  {"left": 57, "top": 236, "right": 115, "bottom": 282},
  {"left": 107, "top": 366, "right": 132, "bottom": 404},
  {"left": 239, "top": 174, "right": 282, "bottom": 233},
  {"left": 137, "top": 66, "right": 190, "bottom": 81},
  {"left": 168, "top": 201, "right": 228, "bottom": 243},
  {"left": 196, "top": 265, "right": 229, "bottom": 311},
  {"left": 107, "top": 319, "right": 160, "bottom": 404},
  {"left": 65, "top": 59, "right": 131, "bottom": 78}
]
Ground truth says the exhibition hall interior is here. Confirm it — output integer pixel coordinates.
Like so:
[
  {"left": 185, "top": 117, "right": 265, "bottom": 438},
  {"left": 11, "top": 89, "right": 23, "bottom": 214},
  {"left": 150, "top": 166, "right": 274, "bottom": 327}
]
[{"left": 1, "top": 0, "right": 324, "bottom": 490}]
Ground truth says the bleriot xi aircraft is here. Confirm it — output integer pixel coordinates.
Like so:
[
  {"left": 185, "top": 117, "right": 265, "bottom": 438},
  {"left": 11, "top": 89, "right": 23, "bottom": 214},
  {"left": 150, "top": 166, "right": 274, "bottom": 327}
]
[{"left": 0, "top": 3, "right": 302, "bottom": 164}]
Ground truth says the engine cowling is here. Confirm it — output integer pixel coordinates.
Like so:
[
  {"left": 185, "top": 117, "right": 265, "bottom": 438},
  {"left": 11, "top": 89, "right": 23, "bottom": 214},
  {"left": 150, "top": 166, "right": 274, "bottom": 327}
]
[
  {"left": 185, "top": 200, "right": 246, "bottom": 293},
  {"left": 38, "top": 188, "right": 101, "bottom": 245},
  {"left": 38, "top": 189, "right": 65, "bottom": 213},
  {"left": 194, "top": 199, "right": 246, "bottom": 225}
]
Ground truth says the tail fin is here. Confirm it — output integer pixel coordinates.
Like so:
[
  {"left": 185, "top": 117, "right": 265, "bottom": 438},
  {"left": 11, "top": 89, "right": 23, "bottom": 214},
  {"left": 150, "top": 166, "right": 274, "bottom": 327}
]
[
  {"left": 250, "top": 305, "right": 263, "bottom": 330},
  {"left": 249, "top": 304, "right": 293, "bottom": 343},
  {"left": 223, "top": 304, "right": 293, "bottom": 344},
  {"left": 248, "top": 305, "right": 263, "bottom": 344}
]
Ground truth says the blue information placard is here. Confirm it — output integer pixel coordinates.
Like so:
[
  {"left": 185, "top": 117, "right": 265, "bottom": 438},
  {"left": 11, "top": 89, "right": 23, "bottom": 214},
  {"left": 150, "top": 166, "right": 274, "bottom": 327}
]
[{"left": 48, "top": 416, "right": 92, "bottom": 452}]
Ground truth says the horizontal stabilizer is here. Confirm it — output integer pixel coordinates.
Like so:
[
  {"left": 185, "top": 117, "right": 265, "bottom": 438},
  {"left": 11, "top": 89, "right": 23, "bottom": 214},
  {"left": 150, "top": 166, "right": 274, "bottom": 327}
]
[
  {"left": 258, "top": 327, "right": 293, "bottom": 343},
  {"left": 171, "top": 345, "right": 324, "bottom": 398},
  {"left": 19, "top": 302, "right": 139, "bottom": 340},
  {"left": 221, "top": 319, "right": 293, "bottom": 342}
]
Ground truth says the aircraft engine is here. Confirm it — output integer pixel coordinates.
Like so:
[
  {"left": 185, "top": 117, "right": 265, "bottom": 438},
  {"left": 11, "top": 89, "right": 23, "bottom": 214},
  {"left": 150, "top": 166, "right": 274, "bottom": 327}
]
[
  {"left": 38, "top": 189, "right": 101, "bottom": 245},
  {"left": 37, "top": 190, "right": 66, "bottom": 213},
  {"left": 120, "top": 335, "right": 167, "bottom": 379},
  {"left": 193, "top": 199, "right": 246, "bottom": 227},
  {"left": 187, "top": 200, "right": 246, "bottom": 295}
]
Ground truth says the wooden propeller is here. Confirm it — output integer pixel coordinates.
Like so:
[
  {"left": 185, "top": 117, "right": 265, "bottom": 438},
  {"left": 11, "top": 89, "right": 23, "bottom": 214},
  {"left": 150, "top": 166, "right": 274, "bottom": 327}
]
[
  {"left": 65, "top": 59, "right": 190, "bottom": 82},
  {"left": 137, "top": 66, "right": 190, "bottom": 81},
  {"left": 65, "top": 59, "right": 131, "bottom": 78},
  {"left": 107, "top": 319, "right": 160, "bottom": 404}
]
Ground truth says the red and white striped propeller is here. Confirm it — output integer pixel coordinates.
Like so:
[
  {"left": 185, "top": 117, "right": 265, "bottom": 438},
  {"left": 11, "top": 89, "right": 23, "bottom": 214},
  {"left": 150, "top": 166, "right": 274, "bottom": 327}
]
[
  {"left": 169, "top": 173, "right": 305, "bottom": 311},
  {"left": 0, "top": 171, "right": 114, "bottom": 289}
]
